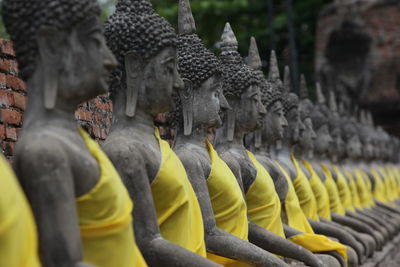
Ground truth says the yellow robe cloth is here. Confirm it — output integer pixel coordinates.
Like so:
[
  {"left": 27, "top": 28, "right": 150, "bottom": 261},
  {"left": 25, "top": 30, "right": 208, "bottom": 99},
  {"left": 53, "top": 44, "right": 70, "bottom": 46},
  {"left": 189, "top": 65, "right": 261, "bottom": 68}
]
[
  {"left": 321, "top": 165, "right": 346, "bottom": 216},
  {"left": 245, "top": 151, "right": 285, "bottom": 238},
  {"left": 302, "top": 160, "right": 331, "bottom": 220},
  {"left": 332, "top": 165, "right": 355, "bottom": 212},
  {"left": 344, "top": 170, "right": 362, "bottom": 209},
  {"left": 0, "top": 155, "right": 41, "bottom": 267},
  {"left": 205, "top": 140, "right": 251, "bottom": 266},
  {"left": 152, "top": 129, "right": 206, "bottom": 257},
  {"left": 78, "top": 128, "right": 147, "bottom": 267},
  {"left": 370, "top": 168, "right": 387, "bottom": 202},
  {"left": 274, "top": 161, "right": 348, "bottom": 263},
  {"left": 291, "top": 155, "right": 319, "bottom": 221},
  {"left": 353, "top": 169, "right": 372, "bottom": 209}
]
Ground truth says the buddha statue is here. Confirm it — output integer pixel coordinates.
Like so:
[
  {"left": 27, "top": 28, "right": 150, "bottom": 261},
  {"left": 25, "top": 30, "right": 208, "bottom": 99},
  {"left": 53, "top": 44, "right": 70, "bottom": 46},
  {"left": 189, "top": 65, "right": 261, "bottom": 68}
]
[
  {"left": 214, "top": 34, "right": 328, "bottom": 266},
  {"left": 102, "top": 1, "right": 218, "bottom": 266},
  {"left": 272, "top": 67, "right": 355, "bottom": 267},
  {"left": 335, "top": 107, "right": 387, "bottom": 249},
  {"left": 172, "top": 6, "right": 288, "bottom": 265},
  {"left": 3, "top": 0, "right": 148, "bottom": 267}
]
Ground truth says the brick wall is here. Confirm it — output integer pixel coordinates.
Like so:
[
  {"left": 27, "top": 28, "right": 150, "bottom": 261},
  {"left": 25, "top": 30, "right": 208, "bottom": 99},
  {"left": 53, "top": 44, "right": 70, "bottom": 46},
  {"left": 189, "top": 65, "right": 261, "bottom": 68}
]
[
  {"left": 316, "top": 0, "right": 400, "bottom": 136},
  {"left": 0, "top": 39, "right": 178, "bottom": 162}
]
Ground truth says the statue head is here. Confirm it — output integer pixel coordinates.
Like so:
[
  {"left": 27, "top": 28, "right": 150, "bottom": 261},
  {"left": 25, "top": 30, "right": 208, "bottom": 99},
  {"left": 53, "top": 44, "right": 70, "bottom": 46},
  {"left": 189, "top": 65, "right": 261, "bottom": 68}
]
[
  {"left": 260, "top": 49, "right": 288, "bottom": 144},
  {"left": 297, "top": 75, "right": 317, "bottom": 153},
  {"left": 341, "top": 112, "right": 362, "bottom": 160},
  {"left": 282, "top": 66, "right": 304, "bottom": 147},
  {"left": 2, "top": 0, "right": 117, "bottom": 109},
  {"left": 246, "top": 40, "right": 287, "bottom": 146},
  {"left": 311, "top": 83, "right": 333, "bottom": 156},
  {"left": 170, "top": 0, "right": 228, "bottom": 135},
  {"left": 105, "top": 0, "right": 182, "bottom": 117},
  {"left": 219, "top": 23, "right": 266, "bottom": 141}
]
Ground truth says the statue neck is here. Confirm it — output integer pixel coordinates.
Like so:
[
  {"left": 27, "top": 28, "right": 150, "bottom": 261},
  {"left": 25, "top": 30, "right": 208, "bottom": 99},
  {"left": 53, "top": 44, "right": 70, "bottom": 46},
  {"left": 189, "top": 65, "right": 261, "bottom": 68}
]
[
  {"left": 110, "top": 90, "right": 155, "bottom": 136},
  {"left": 215, "top": 119, "right": 246, "bottom": 151},
  {"left": 174, "top": 122, "right": 209, "bottom": 149},
  {"left": 24, "top": 69, "right": 77, "bottom": 130},
  {"left": 254, "top": 143, "right": 271, "bottom": 158}
]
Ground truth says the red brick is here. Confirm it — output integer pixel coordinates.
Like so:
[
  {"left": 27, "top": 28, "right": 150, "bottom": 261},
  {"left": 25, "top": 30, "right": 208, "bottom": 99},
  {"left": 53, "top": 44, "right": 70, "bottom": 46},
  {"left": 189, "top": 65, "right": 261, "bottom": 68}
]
[
  {"left": 95, "top": 100, "right": 110, "bottom": 111},
  {"left": 0, "top": 58, "right": 10, "bottom": 73},
  {"left": 1, "top": 109, "right": 22, "bottom": 125},
  {"left": 6, "top": 75, "right": 25, "bottom": 91},
  {"left": 0, "top": 73, "right": 6, "bottom": 86},
  {"left": 5, "top": 126, "right": 17, "bottom": 140},
  {"left": 0, "top": 90, "right": 14, "bottom": 106},
  {"left": 0, "top": 39, "right": 15, "bottom": 57},
  {"left": 75, "top": 109, "right": 92, "bottom": 122},
  {"left": 0, "top": 124, "right": 5, "bottom": 139},
  {"left": 12, "top": 92, "right": 26, "bottom": 110}
]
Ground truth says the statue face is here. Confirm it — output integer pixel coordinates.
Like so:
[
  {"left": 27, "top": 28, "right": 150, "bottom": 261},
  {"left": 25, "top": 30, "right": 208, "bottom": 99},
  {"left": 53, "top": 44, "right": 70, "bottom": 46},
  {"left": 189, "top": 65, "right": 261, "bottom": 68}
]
[
  {"left": 346, "top": 134, "right": 362, "bottom": 159},
  {"left": 314, "top": 124, "right": 333, "bottom": 155},
  {"left": 328, "top": 127, "right": 343, "bottom": 159},
  {"left": 235, "top": 84, "right": 266, "bottom": 133},
  {"left": 58, "top": 17, "right": 117, "bottom": 104},
  {"left": 263, "top": 101, "right": 287, "bottom": 142},
  {"left": 141, "top": 47, "right": 182, "bottom": 114},
  {"left": 193, "top": 74, "right": 229, "bottom": 128},
  {"left": 298, "top": 117, "right": 316, "bottom": 152},
  {"left": 284, "top": 108, "right": 303, "bottom": 145}
]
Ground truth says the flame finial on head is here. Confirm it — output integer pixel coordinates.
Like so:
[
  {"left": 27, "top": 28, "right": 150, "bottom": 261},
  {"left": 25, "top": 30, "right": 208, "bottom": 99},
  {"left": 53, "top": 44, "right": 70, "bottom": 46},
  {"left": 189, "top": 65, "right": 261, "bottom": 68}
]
[
  {"left": 268, "top": 50, "right": 280, "bottom": 82},
  {"left": 316, "top": 82, "right": 326, "bottom": 104},
  {"left": 220, "top": 22, "right": 238, "bottom": 53},
  {"left": 248, "top": 37, "right": 262, "bottom": 71},
  {"left": 329, "top": 90, "right": 338, "bottom": 113},
  {"left": 299, "top": 74, "right": 309, "bottom": 99},
  {"left": 178, "top": 0, "right": 196, "bottom": 35},
  {"left": 283, "top": 66, "right": 291, "bottom": 94}
]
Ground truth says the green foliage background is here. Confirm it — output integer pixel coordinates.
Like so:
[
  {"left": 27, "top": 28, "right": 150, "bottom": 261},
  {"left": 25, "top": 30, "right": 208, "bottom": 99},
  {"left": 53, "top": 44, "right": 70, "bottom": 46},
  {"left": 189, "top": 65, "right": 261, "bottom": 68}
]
[{"left": 0, "top": 0, "right": 333, "bottom": 88}]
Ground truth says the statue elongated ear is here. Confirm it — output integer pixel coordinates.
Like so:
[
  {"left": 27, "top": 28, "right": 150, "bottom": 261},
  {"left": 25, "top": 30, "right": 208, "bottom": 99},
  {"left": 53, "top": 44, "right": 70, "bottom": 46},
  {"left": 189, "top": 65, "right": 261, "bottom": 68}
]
[
  {"left": 124, "top": 52, "right": 144, "bottom": 118},
  {"left": 254, "top": 129, "right": 262, "bottom": 148},
  {"left": 179, "top": 78, "right": 194, "bottom": 135},
  {"left": 227, "top": 108, "right": 236, "bottom": 141},
  {"left": 36, "top": 26, "right": 63, "bottom": 110}
]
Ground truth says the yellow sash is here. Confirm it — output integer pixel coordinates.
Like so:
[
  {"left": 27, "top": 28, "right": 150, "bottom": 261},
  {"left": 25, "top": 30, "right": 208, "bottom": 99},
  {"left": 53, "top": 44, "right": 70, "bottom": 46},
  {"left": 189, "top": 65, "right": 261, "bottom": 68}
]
[
  {"left": 344, "top": 170, "right": 362, "bottom": 209},
  {"left": 291, "top": 155, "right": 319, "bottom": 221},
  {"left": 0, "top": 155, "right": 41, "bottom": 267},
  {"left": 370, "top": 168, "right": 387, "bottom": 202},
  {"left": 152, "top": 129, "right": 206, "bottom": 257},
  {"left": 321, "top": 165, "right": 345, "bottom": 216},
  {"left": 303, "top": 160, "right": 331, "bottom": 220},
  {"left": 332, "top": 165, "right": 355, "bottom": 212},
  {"left": 245, "top": 151, "right": 285, "bottom": 238},
  {"left": 78, "top": 128, "right": 147, "bottom": 267},
  {"left": 353, "top": 169, "right": 372, "bottom": 209},
  {"left": 274, "top": 161, "right": 348, "bottom": 263},
  {"left": 205, "top": 140, "right": 249, "bottom": 266}
]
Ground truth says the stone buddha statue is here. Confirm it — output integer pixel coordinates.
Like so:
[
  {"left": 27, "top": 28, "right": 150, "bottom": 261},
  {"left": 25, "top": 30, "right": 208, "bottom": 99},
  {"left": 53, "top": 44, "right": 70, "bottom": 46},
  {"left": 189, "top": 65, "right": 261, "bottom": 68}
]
[
  {"left": 3, "top": 0, "right": 148, "bottom": 267},
  {"left": 172, "top": 6, "right": 288, "bottom": 265},
  {"left": 102, "top": 1, "right": 218, "bottom": 266},
  {"left": 272, "top": 68, "right": 357, "bottom": 267},
  {"left": 214, "top": 35, "right": 329, "bottom": 266}
]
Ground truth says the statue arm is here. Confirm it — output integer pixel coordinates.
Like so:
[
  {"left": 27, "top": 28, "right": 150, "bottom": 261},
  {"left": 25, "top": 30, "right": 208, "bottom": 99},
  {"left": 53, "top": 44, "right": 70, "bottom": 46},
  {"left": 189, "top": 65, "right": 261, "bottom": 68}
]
[
  {"left": 248, "top": 222, "right": 324, "bottom": 267},
  {"left": 332, "top": 212, "right": 382, "bottom": 248},
  {"left": 177, "top": 151, "right": 288, "bottom": 267},
  {"left": 108, "top": 149, "right": 219, "bottom": 267},
  {"left": 15, "top": 142, "right": 95, "bottom": 267},
  {"left": 311, "top": 218, "right": 364, "bottom": 262}
]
